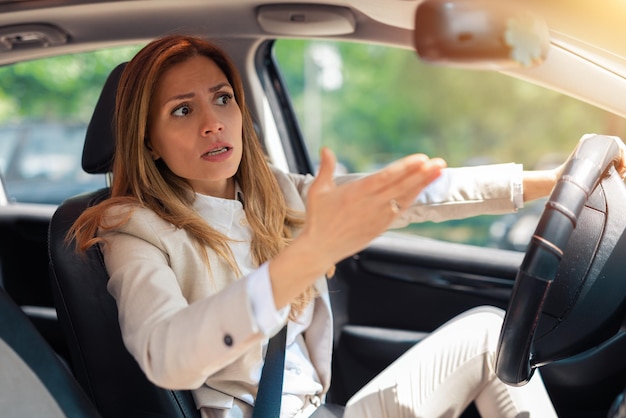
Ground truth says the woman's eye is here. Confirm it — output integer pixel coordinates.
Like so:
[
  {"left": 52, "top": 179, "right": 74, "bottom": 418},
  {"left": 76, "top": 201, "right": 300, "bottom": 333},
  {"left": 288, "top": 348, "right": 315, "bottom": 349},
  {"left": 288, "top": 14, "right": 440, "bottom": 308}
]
[
  {"left": 216, "top": 93, "right": 233, "bottom": 106},
  {"left": 172, "top": 104, "right": 190, "bottom": 117}
]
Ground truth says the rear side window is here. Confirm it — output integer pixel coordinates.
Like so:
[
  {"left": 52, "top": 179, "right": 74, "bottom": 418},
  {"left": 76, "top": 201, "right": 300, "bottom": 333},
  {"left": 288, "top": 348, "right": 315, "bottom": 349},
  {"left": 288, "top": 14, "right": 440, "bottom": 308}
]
[
  {"left": 272, "top": 39, "right": 626, "bottom": 250},
  {"left": 0, "top": 45, "right": 142, "bottom": 204}
]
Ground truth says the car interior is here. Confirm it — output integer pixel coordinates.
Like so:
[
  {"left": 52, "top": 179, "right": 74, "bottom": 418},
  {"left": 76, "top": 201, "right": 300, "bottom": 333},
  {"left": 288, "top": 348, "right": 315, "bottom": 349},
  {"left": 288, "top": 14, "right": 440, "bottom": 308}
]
[
  {"left": 2, "top": 1, "right": 626, "bottom": 418},
  {"left": 0, "top": 285, "right": 101, "bottom": 417}
]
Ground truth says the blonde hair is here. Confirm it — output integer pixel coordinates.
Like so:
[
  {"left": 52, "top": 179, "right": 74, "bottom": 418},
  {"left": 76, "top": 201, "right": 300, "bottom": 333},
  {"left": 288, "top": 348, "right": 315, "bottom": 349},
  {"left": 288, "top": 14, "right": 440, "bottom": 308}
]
[{"left": 69, "top": 35, "right": 315, "bottom": 318}]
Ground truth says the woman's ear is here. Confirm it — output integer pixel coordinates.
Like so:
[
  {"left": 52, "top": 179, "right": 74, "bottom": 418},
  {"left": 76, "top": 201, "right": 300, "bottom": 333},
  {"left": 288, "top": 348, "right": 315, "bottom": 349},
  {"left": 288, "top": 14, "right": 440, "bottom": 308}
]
[{"left": 145, "top": 140, "right": 160, "bottom": 161}]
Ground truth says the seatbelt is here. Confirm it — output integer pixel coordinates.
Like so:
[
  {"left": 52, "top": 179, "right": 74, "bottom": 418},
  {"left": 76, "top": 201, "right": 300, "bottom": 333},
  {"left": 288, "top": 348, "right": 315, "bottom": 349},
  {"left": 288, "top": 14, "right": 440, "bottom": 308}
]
[{"left": 251, "top": 325, "right": 287, "bottom": 418}]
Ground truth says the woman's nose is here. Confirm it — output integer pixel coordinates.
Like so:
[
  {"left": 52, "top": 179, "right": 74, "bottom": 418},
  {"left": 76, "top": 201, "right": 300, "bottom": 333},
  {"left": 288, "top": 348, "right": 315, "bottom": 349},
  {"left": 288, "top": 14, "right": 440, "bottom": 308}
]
[{"left": 201, "top": 107, "right": 224, "bottom": 135}]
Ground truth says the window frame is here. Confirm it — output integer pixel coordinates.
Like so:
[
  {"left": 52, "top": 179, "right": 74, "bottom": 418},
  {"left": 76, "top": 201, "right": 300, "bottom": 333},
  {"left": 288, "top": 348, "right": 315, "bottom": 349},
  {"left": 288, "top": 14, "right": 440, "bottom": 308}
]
[{"left": 255, "top": 40, "right": 314, "bottom": 176}]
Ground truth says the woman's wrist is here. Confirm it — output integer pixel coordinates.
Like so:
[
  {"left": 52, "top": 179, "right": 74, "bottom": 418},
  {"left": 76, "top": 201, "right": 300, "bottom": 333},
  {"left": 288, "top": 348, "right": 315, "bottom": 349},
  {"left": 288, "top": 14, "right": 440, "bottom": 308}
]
[
  {"left": 522, "top": 168, "right": 558, "bottom": 202},
  {"left": 268, "top": 233, "right": 332, "bottom": 309}
]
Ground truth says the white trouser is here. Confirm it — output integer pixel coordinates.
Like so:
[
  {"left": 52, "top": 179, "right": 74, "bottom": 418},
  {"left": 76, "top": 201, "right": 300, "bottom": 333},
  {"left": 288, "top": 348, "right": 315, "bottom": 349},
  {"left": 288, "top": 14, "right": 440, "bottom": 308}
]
[{"left": 342, "top": 306, "right": 557, "bottom": 418}]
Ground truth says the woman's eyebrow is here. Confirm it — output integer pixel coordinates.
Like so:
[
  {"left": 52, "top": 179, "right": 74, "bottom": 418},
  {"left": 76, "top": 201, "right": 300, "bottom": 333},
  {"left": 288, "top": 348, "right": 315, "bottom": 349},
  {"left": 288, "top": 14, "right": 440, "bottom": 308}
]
[
  {"left": 163, "top": 92, "right": 192, "bottom": 104},
  {"left": 209, "top": 82, "right": 232, "bottom": 93},
  {"left": 163, "top": 82, "right": 232, "bottom": 105}
]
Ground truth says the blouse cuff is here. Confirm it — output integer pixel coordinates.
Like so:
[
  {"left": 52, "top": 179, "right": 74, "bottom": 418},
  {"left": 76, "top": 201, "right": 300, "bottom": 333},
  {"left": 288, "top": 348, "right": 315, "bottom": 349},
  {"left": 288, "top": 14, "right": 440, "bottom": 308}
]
[
  {"left": 512, "top": 164, "right": 524, "bottom": 210},
  {"left": 246, "top": 262, "right": 290, "bottom": 336}
]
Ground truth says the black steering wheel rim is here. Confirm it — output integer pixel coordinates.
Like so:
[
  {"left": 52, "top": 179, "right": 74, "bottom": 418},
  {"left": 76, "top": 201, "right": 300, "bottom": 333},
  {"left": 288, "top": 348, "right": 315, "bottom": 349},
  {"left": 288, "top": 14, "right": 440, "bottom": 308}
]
[{"left": 495, "top": 134, "right": 623, "bottom": 386}]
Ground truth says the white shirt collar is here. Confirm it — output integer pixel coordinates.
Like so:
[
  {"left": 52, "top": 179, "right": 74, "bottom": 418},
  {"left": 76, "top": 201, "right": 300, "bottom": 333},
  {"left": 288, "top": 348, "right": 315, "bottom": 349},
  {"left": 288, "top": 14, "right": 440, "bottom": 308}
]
[{"left": 193, "top": 182, "right": 245, "bottom": 235}]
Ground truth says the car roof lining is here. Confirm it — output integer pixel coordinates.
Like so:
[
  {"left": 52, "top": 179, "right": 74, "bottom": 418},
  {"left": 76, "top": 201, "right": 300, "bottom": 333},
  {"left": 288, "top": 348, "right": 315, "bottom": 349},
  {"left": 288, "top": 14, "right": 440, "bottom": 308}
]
[
  {"left": 0, "top": 0, "right": 625, "bottom": 120},
  {"left": 0, "top": 2, "right": 412, "bottom": 64}
]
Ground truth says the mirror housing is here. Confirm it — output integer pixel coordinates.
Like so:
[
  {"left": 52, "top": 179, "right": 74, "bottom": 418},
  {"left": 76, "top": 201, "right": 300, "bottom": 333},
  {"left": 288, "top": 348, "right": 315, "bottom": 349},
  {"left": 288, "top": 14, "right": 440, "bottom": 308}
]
[{"left": 414, "top": 0, "right": 550, "bottom": 69}]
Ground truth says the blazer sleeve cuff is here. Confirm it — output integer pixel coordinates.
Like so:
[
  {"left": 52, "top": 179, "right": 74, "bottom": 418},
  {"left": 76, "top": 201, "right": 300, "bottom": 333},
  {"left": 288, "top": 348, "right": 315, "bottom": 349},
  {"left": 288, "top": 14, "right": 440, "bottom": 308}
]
[{"left": 246, "top": 262, "right": 290, "bottom": 336}]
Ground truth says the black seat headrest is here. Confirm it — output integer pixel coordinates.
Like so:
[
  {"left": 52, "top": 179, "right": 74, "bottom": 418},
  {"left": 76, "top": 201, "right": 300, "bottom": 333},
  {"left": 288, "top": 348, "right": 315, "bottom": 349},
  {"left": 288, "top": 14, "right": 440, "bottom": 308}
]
[{"left": 82, "top": 62, "right": 127, "bottom": 175}]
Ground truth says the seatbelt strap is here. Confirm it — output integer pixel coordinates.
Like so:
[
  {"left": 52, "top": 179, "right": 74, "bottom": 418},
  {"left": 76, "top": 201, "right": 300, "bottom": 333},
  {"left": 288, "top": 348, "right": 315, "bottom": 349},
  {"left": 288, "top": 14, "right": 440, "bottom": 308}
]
[{"left": 251, "top": 325, "right": 287, "bottom": 418}]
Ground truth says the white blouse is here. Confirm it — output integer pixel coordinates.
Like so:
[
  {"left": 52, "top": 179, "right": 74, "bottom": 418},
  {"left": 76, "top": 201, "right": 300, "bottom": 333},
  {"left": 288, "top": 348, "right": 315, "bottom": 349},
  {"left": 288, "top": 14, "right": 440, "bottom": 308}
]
[{"left": 193, "top": 190, "right": 323, "bottom": 418}]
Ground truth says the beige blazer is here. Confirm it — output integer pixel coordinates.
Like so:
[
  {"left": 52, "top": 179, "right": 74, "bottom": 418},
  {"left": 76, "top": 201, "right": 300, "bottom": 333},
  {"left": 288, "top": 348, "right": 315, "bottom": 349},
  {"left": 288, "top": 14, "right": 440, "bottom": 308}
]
[{"left": 100, "top": 163, "right": 521, "bottom": 415}]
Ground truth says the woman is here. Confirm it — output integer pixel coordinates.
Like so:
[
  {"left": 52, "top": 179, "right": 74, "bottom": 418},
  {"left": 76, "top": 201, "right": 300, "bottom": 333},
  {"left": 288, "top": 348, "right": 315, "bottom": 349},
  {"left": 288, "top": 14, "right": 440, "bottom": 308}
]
[{"left": 69, "top": 34, "right": 624, "bottom": 418}]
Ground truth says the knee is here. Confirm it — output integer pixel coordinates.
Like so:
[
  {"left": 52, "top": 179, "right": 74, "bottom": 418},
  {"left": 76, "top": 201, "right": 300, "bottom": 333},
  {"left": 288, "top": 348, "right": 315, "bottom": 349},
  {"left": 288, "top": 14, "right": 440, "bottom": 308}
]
[
  {"left": 456, "top": 306, "right": 504, "bottom": 348},
  {"left": 456, "top": 306, "right": 504, "bottom": 326},
  {"left": 464, "top": 305, "right": 504, "bottom": 317}
]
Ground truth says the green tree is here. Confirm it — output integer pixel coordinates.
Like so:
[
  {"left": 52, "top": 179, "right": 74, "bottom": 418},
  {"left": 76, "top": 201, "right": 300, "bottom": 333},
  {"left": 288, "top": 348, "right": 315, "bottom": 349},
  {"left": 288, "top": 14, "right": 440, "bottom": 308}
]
[
  {"left": 275, "top": 39, "right": 624, "bottom": 171},
  {"left": 0, "top": 45, "right": 141, "bottom": 123},
  {"left": 274, "top": 39, "right": 626, "bottom": 247}
]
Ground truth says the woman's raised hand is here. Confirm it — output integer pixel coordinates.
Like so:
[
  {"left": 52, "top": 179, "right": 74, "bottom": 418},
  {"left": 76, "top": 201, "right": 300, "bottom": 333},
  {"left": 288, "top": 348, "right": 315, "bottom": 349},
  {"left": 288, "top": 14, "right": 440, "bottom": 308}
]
[
  {"left": 268, "top": 147, "right": 446, "bottom": 309},
  {"left": 301, "top": 147, "right": 446, "bottom": 267}
]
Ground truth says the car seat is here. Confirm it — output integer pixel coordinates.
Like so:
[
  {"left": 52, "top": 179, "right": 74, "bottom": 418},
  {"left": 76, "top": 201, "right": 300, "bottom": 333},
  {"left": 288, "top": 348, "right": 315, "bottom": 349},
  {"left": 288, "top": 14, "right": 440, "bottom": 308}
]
[
  {"left": 48, "top": 63, "right": 199, "bottom": 418},
  {"left": 0, "top": 285, "right": 101, "bottom": 417}
]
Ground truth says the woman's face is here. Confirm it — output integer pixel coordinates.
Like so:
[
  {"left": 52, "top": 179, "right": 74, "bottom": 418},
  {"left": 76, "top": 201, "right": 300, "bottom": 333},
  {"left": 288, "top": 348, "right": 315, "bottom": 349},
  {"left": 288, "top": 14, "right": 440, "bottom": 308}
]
[{"left": 148, "top": 55, "right": 243, "bottom": 198}]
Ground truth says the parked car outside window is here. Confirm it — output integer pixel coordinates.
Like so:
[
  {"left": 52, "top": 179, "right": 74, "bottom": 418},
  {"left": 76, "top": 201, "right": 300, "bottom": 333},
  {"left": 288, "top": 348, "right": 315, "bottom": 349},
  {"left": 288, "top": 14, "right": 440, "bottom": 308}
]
[{"left": 0, "top": 45, "right": 142, "bottom": 205}]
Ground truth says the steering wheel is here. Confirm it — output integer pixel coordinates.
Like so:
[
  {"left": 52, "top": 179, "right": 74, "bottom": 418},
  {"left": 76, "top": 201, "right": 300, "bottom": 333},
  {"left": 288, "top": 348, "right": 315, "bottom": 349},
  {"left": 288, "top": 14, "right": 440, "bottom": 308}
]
[{"left": 496, "top": 134, "right": 626, "bottom": 386}]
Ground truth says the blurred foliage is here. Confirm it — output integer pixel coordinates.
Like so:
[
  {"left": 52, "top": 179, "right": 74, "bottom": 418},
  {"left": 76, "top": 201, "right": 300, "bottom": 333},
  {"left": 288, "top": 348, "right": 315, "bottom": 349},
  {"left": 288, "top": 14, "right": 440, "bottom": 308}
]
[
  {"left": 274, "top": 39, "right": 626, "bottom": 247},
  {"left": 0, "top": 45, "right": 143, "bottom": 204},
  {"left": 0, "top": 45, "right": 142, "bottom": 124},
  {"left": 275, "top": 39, "right": 626, "bottom": 169}
]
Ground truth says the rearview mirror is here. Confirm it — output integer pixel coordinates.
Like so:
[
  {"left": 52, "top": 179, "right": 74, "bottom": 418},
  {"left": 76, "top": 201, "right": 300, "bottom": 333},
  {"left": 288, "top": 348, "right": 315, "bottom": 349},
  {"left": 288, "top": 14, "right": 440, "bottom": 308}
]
[{"left": 414, "top": 0, "right": 550, "bottom": 69}]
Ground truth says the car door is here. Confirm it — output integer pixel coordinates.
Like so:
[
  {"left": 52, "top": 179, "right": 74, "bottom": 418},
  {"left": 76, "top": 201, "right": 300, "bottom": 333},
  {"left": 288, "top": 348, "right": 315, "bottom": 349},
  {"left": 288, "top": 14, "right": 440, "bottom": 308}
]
[{"left": 258, "top": 38, "right": 626, "bottom": 417}]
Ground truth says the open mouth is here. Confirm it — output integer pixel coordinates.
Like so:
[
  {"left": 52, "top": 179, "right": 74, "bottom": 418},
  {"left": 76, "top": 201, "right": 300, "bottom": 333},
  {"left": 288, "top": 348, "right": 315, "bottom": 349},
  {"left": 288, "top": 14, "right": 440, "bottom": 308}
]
[{"left": 203, "top": 146, "right": 231, "bottom": 157}]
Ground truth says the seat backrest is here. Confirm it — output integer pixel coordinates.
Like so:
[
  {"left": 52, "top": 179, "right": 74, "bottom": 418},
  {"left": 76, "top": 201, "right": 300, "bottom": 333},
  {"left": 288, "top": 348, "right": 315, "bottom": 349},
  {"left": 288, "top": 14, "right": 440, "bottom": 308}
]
[
  {"left": 0, "top": 285, "right": 101, "bottom": 418},
  {"left": 48, "top": 63, "right": 199, "bottom": 418}
]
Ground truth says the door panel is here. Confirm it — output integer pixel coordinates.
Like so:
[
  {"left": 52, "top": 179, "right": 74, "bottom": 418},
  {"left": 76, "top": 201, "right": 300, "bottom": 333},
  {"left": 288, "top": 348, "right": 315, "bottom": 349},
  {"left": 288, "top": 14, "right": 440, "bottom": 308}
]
[
  {"left": 327, "top": 233, "right": 523, "bottom": 405},
  {"left": 327, "top": 233, "right": 626, "bottom": 417},
  {"left": 0, "top": 205, "right": 69, "bottom": 362}
]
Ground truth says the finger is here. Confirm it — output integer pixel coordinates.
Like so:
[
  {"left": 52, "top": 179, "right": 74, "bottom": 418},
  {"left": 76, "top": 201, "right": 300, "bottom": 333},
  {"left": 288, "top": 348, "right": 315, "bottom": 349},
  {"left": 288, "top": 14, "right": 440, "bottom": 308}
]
[
  {"left": 382, "top": 159, "right": 445, "bottom": 213},
  {"left": 619, "top": 143, "right": 626, "bottom": 178},
  {"left": 430, "top": 157, "right": 447, "bottom": 169},
  {"left": 377, "top": 156, "right": 445, "bottom": 203},
  {"left": 317, "top": 147, "right": 336, "bottom": 180},
  {"left": 354, "top": 157, "right": 443, "bottom": 220},
  {"left": 385, "top": 154, "right": 446, "bottom": 191},
  {"left": 392, "top": 159, "right": 445, "bottom": 209},
  {"left": 309, "top": 147, "right": 337, "bottom": 196},
  {"left": 360, "top": 153, "right": 431, "bottom": 194}
]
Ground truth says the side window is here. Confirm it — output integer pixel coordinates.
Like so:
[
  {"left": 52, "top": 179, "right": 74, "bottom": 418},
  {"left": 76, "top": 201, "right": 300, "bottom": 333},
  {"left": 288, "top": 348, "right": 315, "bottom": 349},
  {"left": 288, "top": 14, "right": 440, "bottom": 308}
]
[
  {"left": 0, "top": 45, "right": 142, "bottom": 205},
  {"left": 272, "top": 39, "right": 626, "bottom": 251}
]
